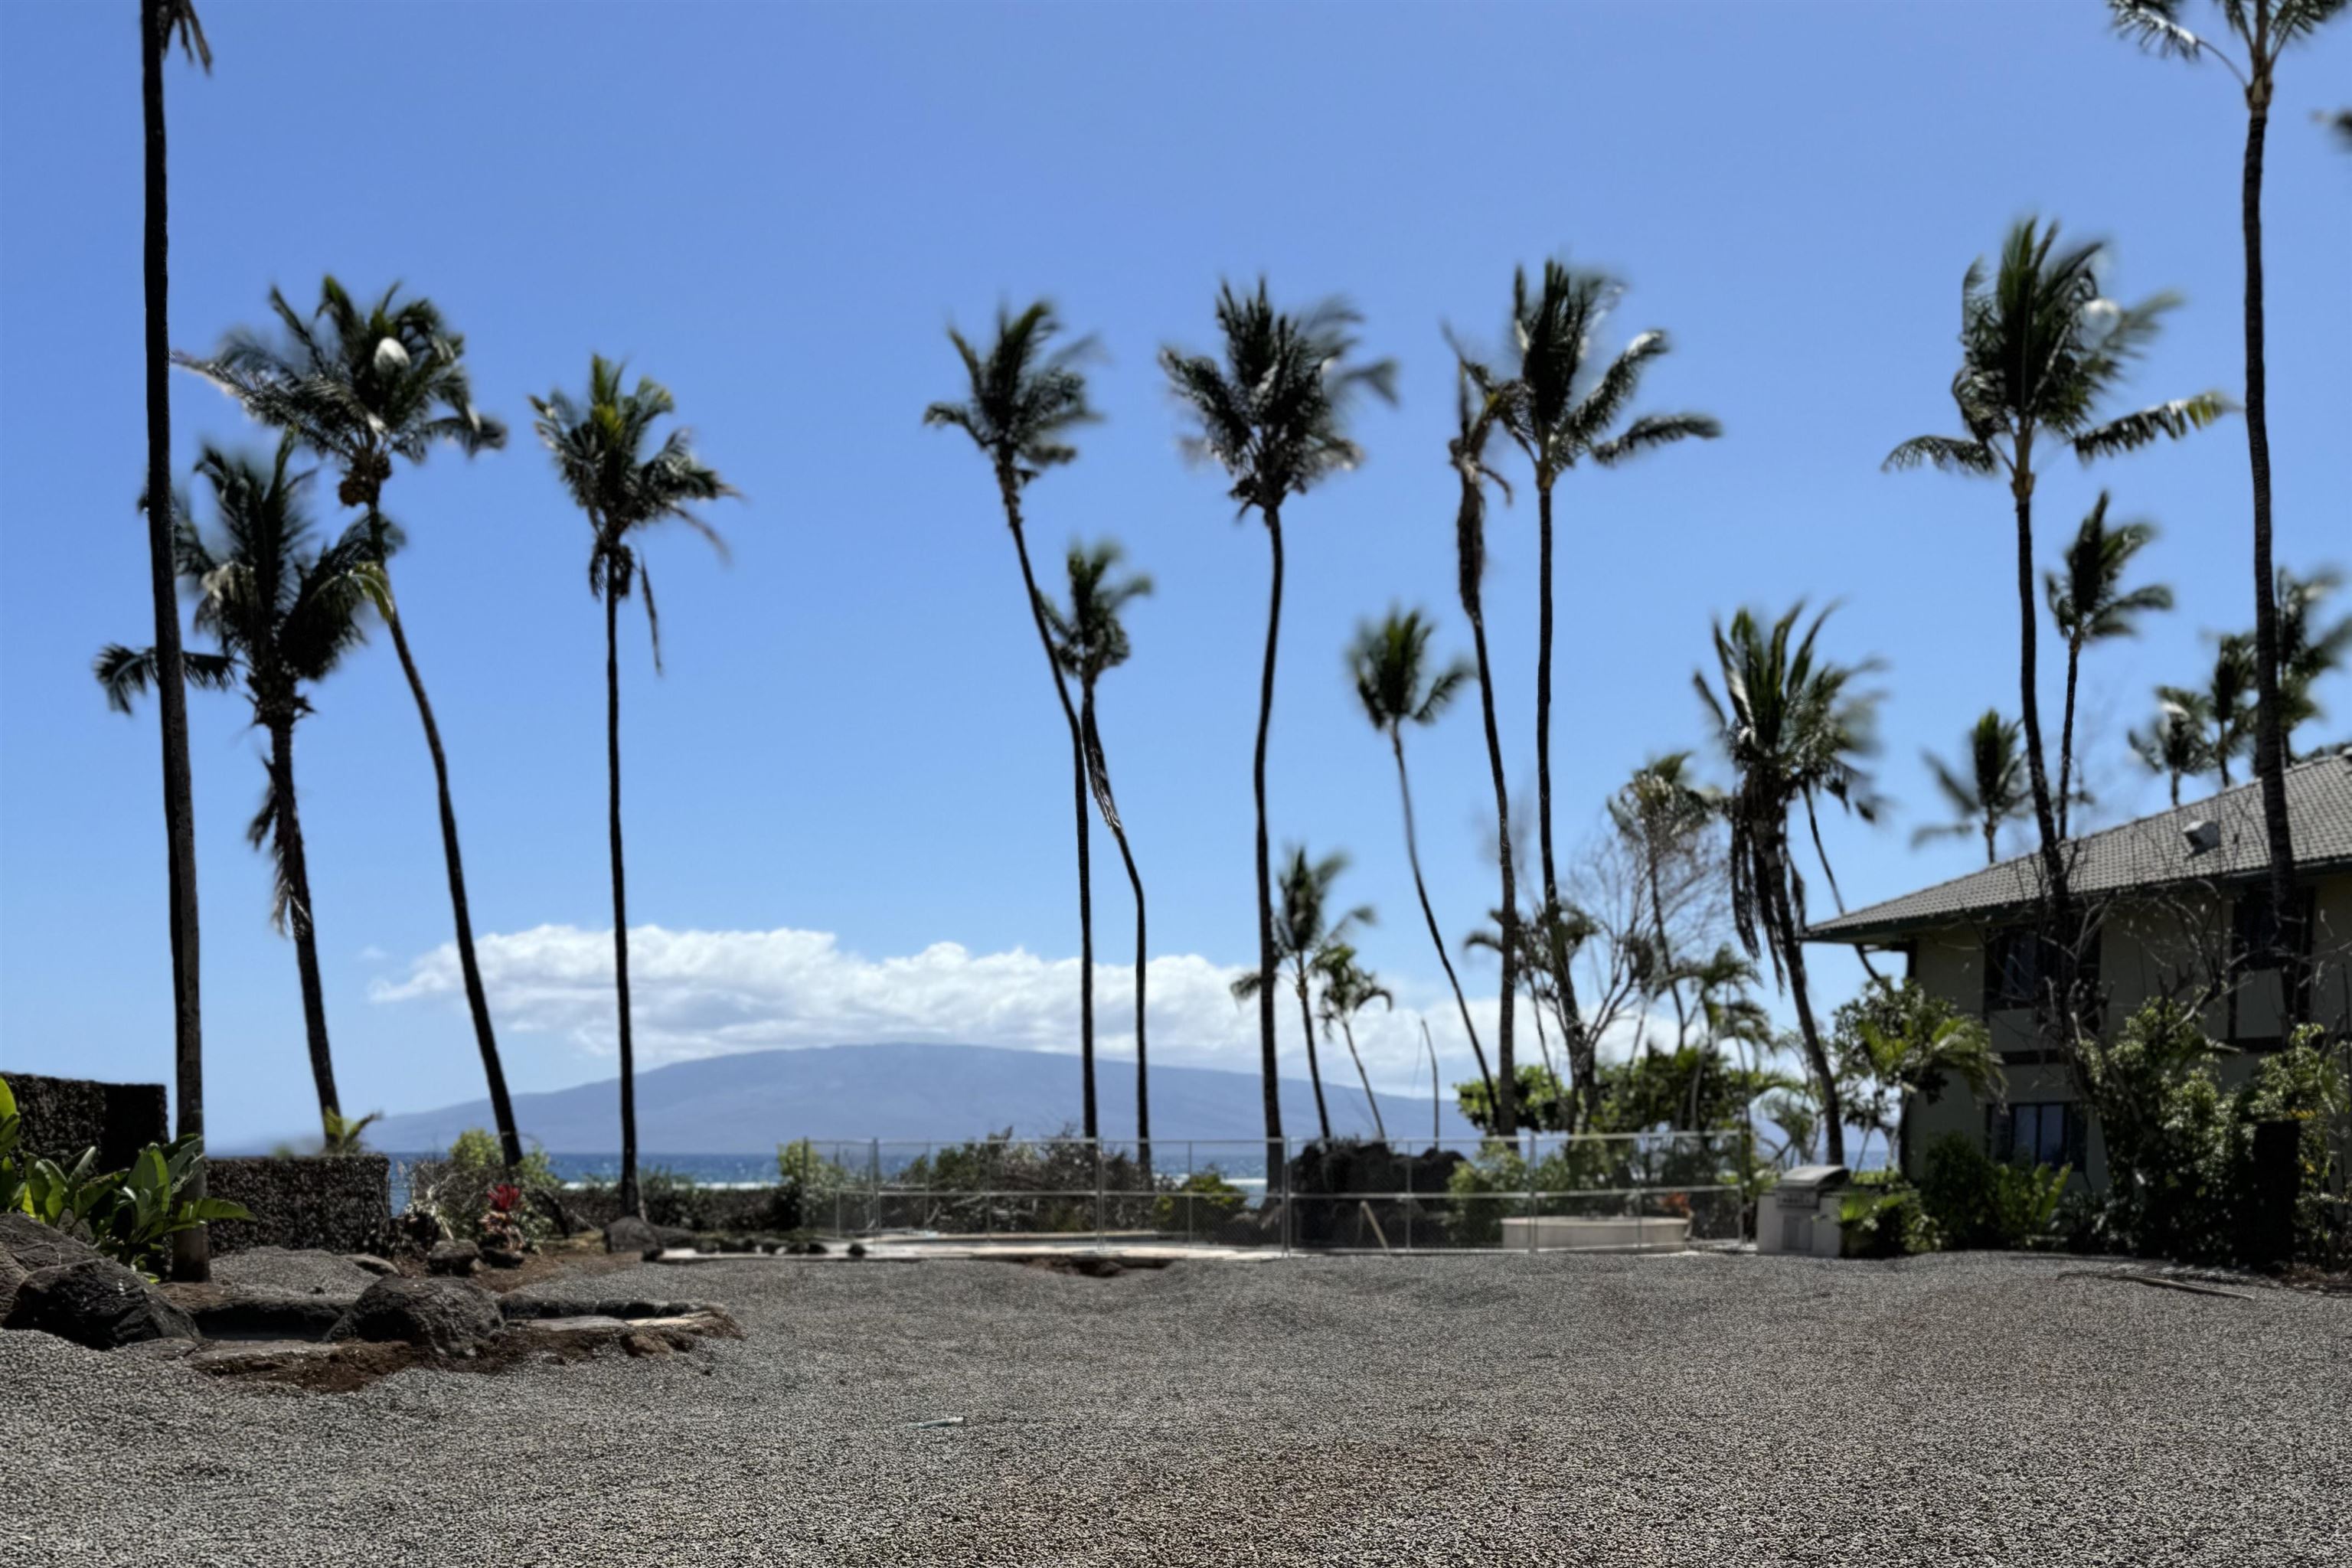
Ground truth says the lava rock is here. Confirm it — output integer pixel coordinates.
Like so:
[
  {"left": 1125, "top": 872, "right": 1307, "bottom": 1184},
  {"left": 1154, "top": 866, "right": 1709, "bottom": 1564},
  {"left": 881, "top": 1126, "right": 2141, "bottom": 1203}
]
[
  {"left": 427, "top": 1241, "right": 480, "bottom": 1277},
  {"left": 3, "top": 1259, "right": 199, "bottom": 1351},
  {"left": 329, "top": 1277, "right": 504, "bottom": 1356},
  {"left": 603, "top": 1216, "right": 663, "bottom": 1259},
  {"left": 480, "top": 1246, "right": 526, "bottom": 1271},
  {"left": 0, "top": 1212, "right": 103, "bottom": 1276}
]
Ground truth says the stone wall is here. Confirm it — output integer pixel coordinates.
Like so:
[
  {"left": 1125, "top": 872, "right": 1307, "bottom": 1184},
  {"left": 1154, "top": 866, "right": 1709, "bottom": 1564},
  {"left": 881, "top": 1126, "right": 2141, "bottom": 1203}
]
[
  {"left": 206, "top": 1156, "right": 392, "bottom": 1255},
  {"left": 5, "top": 1073, "right": 168, "bottom": 1170}
]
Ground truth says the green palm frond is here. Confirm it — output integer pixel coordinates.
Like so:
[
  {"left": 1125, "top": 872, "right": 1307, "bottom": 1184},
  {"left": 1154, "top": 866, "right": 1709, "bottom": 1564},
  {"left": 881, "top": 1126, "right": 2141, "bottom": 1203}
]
[
  {"left": 925, "top": 301, "right": 1099, "bottom": 487},
  {"left": 1493, "top": 258, "right": 1718, "bottom": 482},
  {"left": 155, "top": 0, "right": 212, "bottom": 70},
  {"left": 2046, "top": 491, "right": 2172, "bottom": 645},
  {"left": 1039, "top": 538, "right": 1152, "bottom": 686},
  {"left": 1349, "top": 607, "right": 1472, "bottom": 735}
]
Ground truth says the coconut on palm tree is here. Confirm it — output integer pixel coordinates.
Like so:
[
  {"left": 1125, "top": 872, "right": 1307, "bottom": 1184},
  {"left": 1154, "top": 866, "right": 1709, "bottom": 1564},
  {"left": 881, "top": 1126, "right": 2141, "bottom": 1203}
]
[
  {"left": 531, "top": 358, "right": 735, "bottom": 1217},
  {"left": 177, "top": 279, "right": 521, "bottom": 1167},
  {"left": 1446, "top": 369, "right": 1524, "bottom": 1135},
  {"left": 1465, "top": 259, "right": 1720, "bottom": 1072},
  {"left": 2046, "top": 492, "right": 2171, "bottom": 838},
  {"left": 97, "top": 442, "right": 381, "bottom": 1141},
  {"left": 1694, "top": 603, "right": 1882, "bottom": 1165},
  {"left": 1916, "top": 710, "right": 2031, "bottom": 865},
  {"left": 1036, "top": 540, "right": 1154, "bottom": 1158},
  {"left": 141, "top": 0, "right": 213, "bottom": 1280},
  {"left": 1163, "top": 283, "right": 1395, "bottom": 1167},
  {"left": 925, "top": 303, "right": 1106, "bottom": 1137},
  {"left": 1231, "top": 846, "right": 1374, "bottom": 1145},
  {"left": 2112, "top": 0, "right": 2347, "bottom": 1014},
  {"left": 2129, "top": 698, "right": 2211, "bottom": 807},
  {"left": 1347, "top": 607, "right": 1492, "bottom": 1105},
  {"left": 1886, "top": 217, "right": 2226, "bottom": 959},
  {"left": 1312, "top": 943, "right": 1393, "bottom": 1142}
]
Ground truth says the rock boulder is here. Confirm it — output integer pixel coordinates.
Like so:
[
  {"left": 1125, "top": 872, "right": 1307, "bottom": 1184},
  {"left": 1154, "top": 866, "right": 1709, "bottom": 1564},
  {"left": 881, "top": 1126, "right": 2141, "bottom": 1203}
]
[
  {"left": 329, "top": 1276, "right": 504, "bottom": 1356},
  {"left": 3, "top": 1258, "right": 199, "bottom": 1350},
  {"left": 427, "top": 1240, "right": 480, "bottom": 1277}
]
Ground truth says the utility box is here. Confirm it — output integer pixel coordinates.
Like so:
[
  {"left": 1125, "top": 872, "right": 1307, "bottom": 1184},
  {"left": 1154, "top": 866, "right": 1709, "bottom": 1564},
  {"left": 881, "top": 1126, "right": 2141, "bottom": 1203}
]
[{"left": 1758, "top": 1165, "right": 1850, "bottom": 1257}]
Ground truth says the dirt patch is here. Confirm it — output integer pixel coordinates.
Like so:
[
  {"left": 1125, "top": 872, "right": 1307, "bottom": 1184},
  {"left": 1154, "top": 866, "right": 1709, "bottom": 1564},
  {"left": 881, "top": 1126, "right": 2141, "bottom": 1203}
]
[
  {"left": 1004, "top": 1255, "right": 1177, "bottom": 1279},
  {"left": 398, "top": 1239, "right": 647, "bottom": 1295},
  {"left": 194, "top": 1309, "right": 736, "bottom": 1394}
]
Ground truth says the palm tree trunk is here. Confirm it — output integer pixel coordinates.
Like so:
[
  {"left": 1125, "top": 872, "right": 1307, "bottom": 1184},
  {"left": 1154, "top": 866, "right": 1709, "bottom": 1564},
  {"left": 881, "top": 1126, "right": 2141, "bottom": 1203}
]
[
  {"left": 1391, "top": 730, "right": 1494, "bottom": 1102},
  {"left": 1253, "top": 506, "right": 1288, "bottom": 1173},
  {"left": 1339, "top": 1016, "right": 1386, "bottom": 1143},
  {"left": 1644, "top": 852, "right": 1690, "bottom": 1052},
  {"left": 267, "top": 717, "right": 341, "bottom": 1135},
  {"left": 2011, "top": 469, "right": 2076, "bottom": 1043},
  {"left": 1461, "top": 602, "right": 1518, "bottom": 1138},
  {"left": 1983, "top": 820, "right": 1997, "bottom": 866},
  {"left": 1080, "top": 697, "right": 1148, "bottom": 1176},
  {"left": 1766, "top": 837, "right": 1841, "bottom": 1165},
  {"left": 2057, "top": 638, "right": 2082, "bottom": 843},
  {"left": 1802, "top": 794, "right": 1879, "bottom": 983},
  {"left": 1294, "top": 974, "right": 1331, "bottom": 1143},
  {"left": 2241, "top": 83, "right": 2301, "bottom": 1018},
  {"left": 603, "top": 579, "right": 640, "bottom": 1218},
  {"left": 142, "top": 0, "right": 207, "bottom": 1281},
  {"left": 1532, "top": 482, "right": 1589, "bottom": 1079},
  {"left": 374, "top": 557, "right": 521, "bottom": 1168},
  {"left": 998, "top": 472, "right": 1097, "bottom": 1139}
]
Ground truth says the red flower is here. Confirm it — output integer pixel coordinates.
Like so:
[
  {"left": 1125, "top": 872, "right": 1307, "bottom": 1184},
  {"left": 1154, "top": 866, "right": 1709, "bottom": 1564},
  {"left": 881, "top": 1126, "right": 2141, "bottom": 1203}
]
[{"left": 488, "top": 1183, "right": 521, "bottom": 1214}]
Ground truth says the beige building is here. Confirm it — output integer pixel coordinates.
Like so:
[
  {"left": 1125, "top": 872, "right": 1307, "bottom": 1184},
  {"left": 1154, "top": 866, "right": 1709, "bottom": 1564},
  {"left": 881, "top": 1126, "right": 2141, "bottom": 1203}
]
[{"left": 1808, "top": 753, "right": 2352, "bottom": 1187}]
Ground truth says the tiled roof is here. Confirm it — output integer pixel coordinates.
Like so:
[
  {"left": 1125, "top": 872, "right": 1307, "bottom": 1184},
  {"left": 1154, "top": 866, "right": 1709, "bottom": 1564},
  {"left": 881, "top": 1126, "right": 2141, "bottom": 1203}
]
[{"left": 1808, "top": 753, "right": 2352, "bottom": 943}]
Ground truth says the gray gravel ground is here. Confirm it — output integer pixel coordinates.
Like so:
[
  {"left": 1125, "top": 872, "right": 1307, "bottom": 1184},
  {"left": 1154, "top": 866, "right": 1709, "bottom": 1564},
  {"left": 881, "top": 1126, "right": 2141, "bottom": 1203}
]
[
  {"left": 5, "top": 1250, "right": 2346, "bottom": 1567},
  {"left": 204, "top": 1246, "right": 376, "bottom": 1296}
]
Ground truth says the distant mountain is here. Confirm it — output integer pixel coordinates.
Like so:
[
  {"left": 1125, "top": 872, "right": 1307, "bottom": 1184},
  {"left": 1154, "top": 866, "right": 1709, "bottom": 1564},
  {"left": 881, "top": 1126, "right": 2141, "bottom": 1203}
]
[{"left": 365, "top": 1043, "right": 1482, "bottom": 1155}]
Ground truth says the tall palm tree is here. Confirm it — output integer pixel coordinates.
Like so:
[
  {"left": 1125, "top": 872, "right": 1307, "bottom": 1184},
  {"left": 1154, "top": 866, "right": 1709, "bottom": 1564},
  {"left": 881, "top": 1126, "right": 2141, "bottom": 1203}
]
[
  {"left": 1313, "top": 943, "right": 1393, "bottom": 1142},
  {"left": 97, "top": 442, "right": 380, "bottom": 1140},
  {"left": 1466, "top": 260, "right": 1720, "bottom": 1069},
  {"left": 1347, "top": 607, "right": 1493, "bottom": 1104},
  {"left": 2112, "top": 0, "right": 2346, "bottom": 1011},
  {"left": 2161, "top": 635, "right": 2256, "bottom": 786},
  {"left": 925, "top": 303, "right": 1106, "bottom": 1137},
  {"left": 1163, "top": 283, "right": 1395, "bottom": 1167},
  {"left": 1886, "top": 217, "right": 2226, "bottom": 932},
  {"left": 1447, "top": 371, "right": 1524, "bottom": 1135},
  {"left": 2045, "top": 492, "right": 2171, "bottom": 838},
  {"left": 1916, "top": 710, "right": 2031, "bottom": 864},
  {"left": 1231, "top": 846, "right": 1374, "bottom": 1145},
  {"left": 2129, "top": 697, "right": 2211, "bottom": 807},
  {"left": 177, "top": 279, "right": 521, "bottom": 1167},
  {"left": 1036, "top": 540, "right": 1154, "bottom": 1157},
  {"left": 142, "top": 0, "right": 212, "bottom": 1280},
  {"left": 531, "top": 358, "right": 735, "bottom": 1217},
  {"left": 1608, "top": 752, "right": 1721, "bottom": 1051},
  {"left": 2272, "top": 565, "right": 2350, "bottom": 755},
  {"left": 1694, "top": 603, "right": 1882, "bottom": 1165}
]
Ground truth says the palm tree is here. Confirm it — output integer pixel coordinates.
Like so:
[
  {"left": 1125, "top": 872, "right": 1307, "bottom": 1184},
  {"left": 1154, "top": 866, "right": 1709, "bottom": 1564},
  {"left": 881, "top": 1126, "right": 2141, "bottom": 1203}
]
[
  {"left": 2161, "top": 635, "right": 2256, "bottom": 786},
  {"left": 176, "top": 279, "right": 521, "bottom": 1167},
  {"left": 1916, "top": 710, "right": 2031, "bottom": 865},
  {"left": 2129, "top": 698, "right": 2211, "bottom": 807},
  {"left": 1609, "top": 752, "right": 1721, "bottom": 1051},
  {"left": 1447, "top": 370, "right": 1524, "bottom": 1135},
  {"left": 1694, "top": 603, "right": 1882, "bottom": 1165},
  {"left": 531, "top": 358, "right": 735, "bottom": 1217},
  {"left": 1886, "top": 217, "right": 2226, "bottom": 927},
  {"left": 1231, "top": 846, "right": 1374, "bottom": 1145},
  {"left": 1163, "top": 283, "right": 1396, "bottom": 1166},
  {"left": 1036, "top": 540, "right": 1154, "bottom": 1158},
  {"left": 97, "top": 442, "right": 380, "bottom": 1141},
  {"left": 1348, "top": 607, "right": 1493, "bottom": 1104},
  {"left": 2112, "top": 0, "right": 2347, "bottom": 1013},
  {"left": 1313, "top": 944, "right": 1393, "bottom": 1142},
  {"left": 2046, "top": 492, "right": 2172, "bottom": 838},
  {"left": 925, "top": 303, "right": 1105, "bottom": 1137},
  {"left": 1466, "top": 260, "right": 1720, "bottom": 1068},
  {"left": 2272, "top": 566, "right": 2350, "bottom": 755},
  {"left": 142, "top": 0, "right": 212, "bottom": 1281}
]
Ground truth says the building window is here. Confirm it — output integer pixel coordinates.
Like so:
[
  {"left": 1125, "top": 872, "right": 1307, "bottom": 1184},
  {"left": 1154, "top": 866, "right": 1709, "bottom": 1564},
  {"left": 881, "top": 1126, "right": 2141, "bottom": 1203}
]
[
  {"left": 1990, "top": 1102, "right": 2083, "bottom": 1170},
  {"left": 2232, "top": 888, "right": 2312, "bottom": 974},
  {"left": 1983, "top": 927, "right": 2044, "bottom": 1011}
]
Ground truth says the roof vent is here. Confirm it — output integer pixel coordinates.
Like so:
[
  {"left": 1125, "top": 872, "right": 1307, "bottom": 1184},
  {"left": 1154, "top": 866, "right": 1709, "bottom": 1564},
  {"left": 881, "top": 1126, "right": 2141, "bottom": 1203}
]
[{"left": 2183, "top": 818, "right": 2220, "bottom": 856}]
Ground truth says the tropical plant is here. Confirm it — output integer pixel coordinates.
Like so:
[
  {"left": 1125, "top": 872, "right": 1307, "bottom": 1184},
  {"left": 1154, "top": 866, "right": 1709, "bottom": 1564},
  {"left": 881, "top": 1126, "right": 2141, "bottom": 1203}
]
[
  {"left": 1463, "top": 259, "right": 1720, "bottom": 1081},
  {"left": 1231, "top": 846, "right": 1375, "bottom": 1144},
  {"left": 2128, "top": 697, "right": 2211, "bottom": 807},
  {"left": 926, "top": 302, "right": 1106, "bottom": 1137},
  {"left": 1886, "top": 217, "right": 2227, "bottom": 926},
  {"left": 140, "top": 0, "right": 214, "bottom": 1283},
  {"left": 1036, "top": 538, "right": 1154, "bottom": 1155},
  {"left": 1313, "top": 943, "right": 1394, "bottom": 1142},
  {"left": 531, "top": 357, "right": 736, "bottom": 1217},
  {"left": 2272, "top": 565, "right": 2350, "bottom": 753},
  {"left": 1348, "top": 607, "right": 1492, "bottom": 1103},
  {"left": 1694, "top": 603, "right": 1882, "bottom": 1163},
  {"left": 176, "top": 278, "right": 521, "bottom": 1168},
  {"left": 1162, "top": 283, "right": 1396, "bottom": 1165},
  {"left": 2161, "top": 635, "right": 2257, "bottom": 786},
  {"left": 2112, "top": 0, "right": 2348, "bottom": 1024},
  {"left": 319, "top": 1109, "right": 382, "bottom": 1155},
  {"left": 2, "top": 1093, "right": 250, "bottom": 1279},
  {"left": 1918, "top": 1135, "right": 2069, "bottom": 1251},
  {"left": 96, "top": 443, "right": 381, "bottom": 1139},
  {"left": 1609, "top": 751, "right": 1724, "bottom": 1050},
  {"left": 2046, "top": 491, "right": 2171, "bottom": 836},
  {"left": 0, "top": 1076, "right": 24, "bottom": 1214},
  {"left": 1446, "top": 369, "right": 1524, "bottom": 1134},
  {"left": 1916, "top": 710, "right": 2031, "bottom": 864},
  {"left": 1830, "top": 978, "right": 2001, "bottom": 1177},
  {"left": 1154, "top": 1169, "right": 1246, "bottom": 1236}
]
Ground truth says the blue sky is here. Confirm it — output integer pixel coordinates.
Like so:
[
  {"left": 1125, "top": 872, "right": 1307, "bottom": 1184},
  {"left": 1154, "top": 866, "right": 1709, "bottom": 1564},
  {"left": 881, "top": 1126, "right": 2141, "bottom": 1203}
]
[{"left": 2, "top": 1, "right": 2346, "bottom": 1148}]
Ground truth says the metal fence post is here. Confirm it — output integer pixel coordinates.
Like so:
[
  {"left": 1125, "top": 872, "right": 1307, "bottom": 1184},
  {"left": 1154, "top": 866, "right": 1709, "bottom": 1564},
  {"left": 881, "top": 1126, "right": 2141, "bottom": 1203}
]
[
  {"left": 1525, "top": 1132, "right": 1537, "bottom": 1256},
  {"left": 1094, "top": 1138, "right": 1106, "bottom": 1247}
]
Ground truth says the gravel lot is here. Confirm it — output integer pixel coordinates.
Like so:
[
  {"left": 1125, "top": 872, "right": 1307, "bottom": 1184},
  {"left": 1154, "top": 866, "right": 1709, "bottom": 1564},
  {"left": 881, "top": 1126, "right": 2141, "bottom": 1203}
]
[{"left": 5, "top": 1250, "right": 2346, "bottom": 1567}]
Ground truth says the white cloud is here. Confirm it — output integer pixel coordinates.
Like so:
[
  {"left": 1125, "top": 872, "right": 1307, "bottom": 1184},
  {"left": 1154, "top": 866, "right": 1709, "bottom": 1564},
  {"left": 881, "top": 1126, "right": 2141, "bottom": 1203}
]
[{"left": 370, "top": 923, "right": 1583, "bottom": 1093}]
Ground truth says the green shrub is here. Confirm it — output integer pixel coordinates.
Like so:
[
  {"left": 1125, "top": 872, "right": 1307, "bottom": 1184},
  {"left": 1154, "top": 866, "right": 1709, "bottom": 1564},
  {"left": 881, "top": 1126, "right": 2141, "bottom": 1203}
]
[
  {"left": 1, "top": 1078, "right": 250, "bottom": 1278},
  {"left": 1838, "top": 1177, "right": 1939, "bottom": 1257},
  {"left": 1918, "top": 1134, "right": 2069, "bottom": 1250},
  {"left": 1153, "top": 1171, "right": 1245, "bottom": 1234},
  {"left": 777, "top": 1140, "right": 851, "bottom": 1230},
  {"left": 400, "top": 1128, "right": 564, "bottom": 1247}
]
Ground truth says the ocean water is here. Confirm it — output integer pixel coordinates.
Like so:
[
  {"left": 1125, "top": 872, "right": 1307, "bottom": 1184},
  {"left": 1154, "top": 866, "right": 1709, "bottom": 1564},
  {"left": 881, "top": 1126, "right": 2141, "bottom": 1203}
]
[{"left": 384, "top": 1152, "right": 780, "bottom": 1213}]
